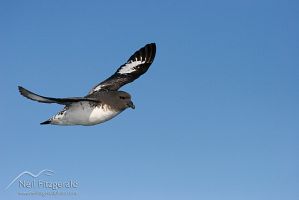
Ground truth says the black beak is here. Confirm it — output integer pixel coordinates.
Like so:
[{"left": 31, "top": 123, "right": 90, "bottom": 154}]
[{"left": 128, "top": 101, "right": 135, "bottom": 109}]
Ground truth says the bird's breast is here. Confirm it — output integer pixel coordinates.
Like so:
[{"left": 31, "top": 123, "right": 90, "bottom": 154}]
[
  {"left": 54, "top": 102, "right": 121, "bottom": 125},
  {"left": 88, "top": 104, "right": 120, "bottom": 125}
]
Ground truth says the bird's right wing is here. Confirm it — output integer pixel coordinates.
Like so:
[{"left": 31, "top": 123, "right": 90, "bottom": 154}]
[
  {"left": 88, "top": 43, "right": 156, "bottom": 94},
  {"left": 18, "top": 86, "right": 100, "bottom": 105}
]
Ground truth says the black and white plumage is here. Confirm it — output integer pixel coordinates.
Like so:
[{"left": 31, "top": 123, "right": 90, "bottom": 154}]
[
  {"left": 18, "top": 43, "right": 156, "bottom": 126},
  {"left": 89, "top": 43, "right": 156, "bottom": 93}
]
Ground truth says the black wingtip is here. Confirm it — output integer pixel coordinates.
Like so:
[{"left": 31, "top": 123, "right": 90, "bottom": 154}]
[
  {"left": 146, "top": 43, "right": 156, "bottom": 64},
  {"left": 148, "top": 43, "right": 156, "bottom": 47},
  {"left": 40, "top": 120, "right": 51, "bottom": 125},
  {"left": 127, "top": 42, "right": 156, "bottom": 63},
  {"left": 145, "top": 43, "right": 156, "bottom": 51},
  {"left": 18, "top": 85, "right": 30, "bottom": 98},
  {"left": 18, "top": 85, "right": 24, "bottom": 95}
]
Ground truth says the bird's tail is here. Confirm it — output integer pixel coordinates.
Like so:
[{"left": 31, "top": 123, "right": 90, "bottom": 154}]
[{"left": 40, "top": 119, "right": 51, "bottom": 125}]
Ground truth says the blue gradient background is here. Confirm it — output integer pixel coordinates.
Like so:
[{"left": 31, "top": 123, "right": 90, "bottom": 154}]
[{"left": 1, "top": 0, "right": 298, "bottom": 199}]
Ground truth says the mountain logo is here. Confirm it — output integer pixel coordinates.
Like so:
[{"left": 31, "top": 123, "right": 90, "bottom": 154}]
[{"left": 5, "top": 169, "right": 54, "bottom": 190}]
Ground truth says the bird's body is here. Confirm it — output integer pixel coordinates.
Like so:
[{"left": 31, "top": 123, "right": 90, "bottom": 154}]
[
  {"left": 18, "top": 43, "right": 156, "bottom": 126},
  {"left": 46, "top": 101, "right": 120, "bottom": 126},
  {"left": 39, "top": 90, "right": 132, "bottom": 126}
]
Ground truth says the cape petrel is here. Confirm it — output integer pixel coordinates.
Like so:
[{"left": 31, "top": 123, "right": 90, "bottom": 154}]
[{"left": 18, "top": 43, "right": 156, "bottom": 126}]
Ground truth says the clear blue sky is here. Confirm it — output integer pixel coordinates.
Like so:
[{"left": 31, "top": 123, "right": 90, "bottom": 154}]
[{"left": 1, "top": 0, "right": 298, "bottom": 199}]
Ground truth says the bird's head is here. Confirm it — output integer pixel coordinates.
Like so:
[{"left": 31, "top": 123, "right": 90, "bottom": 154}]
[{"left": 117, "top": 91, "right": 135, "bottom": 109}]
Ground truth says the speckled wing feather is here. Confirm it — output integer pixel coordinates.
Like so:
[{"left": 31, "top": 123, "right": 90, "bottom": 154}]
[{"left": 88, "top": 43, "right": 156, "bottom": 94}]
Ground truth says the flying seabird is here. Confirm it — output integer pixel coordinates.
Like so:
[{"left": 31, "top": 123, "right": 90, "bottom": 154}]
[{"left": 18, "top": 43, "right": 156, "bottom": 126}]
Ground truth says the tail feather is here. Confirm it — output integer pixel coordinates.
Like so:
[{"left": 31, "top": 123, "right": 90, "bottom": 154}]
[{"left": 40, "top": 120, "right": 51, "bottom": 125}]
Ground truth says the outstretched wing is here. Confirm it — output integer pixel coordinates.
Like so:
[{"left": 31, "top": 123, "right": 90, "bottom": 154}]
[
  {"left": 18, "top": 86, "right": 100, "bottom": 105},
  {"left": 88, "top": 43, "right": 156, "bottom": 94}
]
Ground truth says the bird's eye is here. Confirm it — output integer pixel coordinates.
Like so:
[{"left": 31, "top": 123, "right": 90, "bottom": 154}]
[{"left": 119, "top": 96, "right": 126, "bottom": 99}]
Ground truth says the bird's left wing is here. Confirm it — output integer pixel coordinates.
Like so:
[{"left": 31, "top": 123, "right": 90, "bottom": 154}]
[
  {"left": 88, "top": 43, "right": 156, "bottom": 94},
  {"left": 19, "top": 86, "right": 100, "bottom": 105}
]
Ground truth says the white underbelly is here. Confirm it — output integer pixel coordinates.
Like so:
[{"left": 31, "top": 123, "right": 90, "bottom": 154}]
[{"left": 52, "top": 102, "right": 121, "bottom": 125}]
